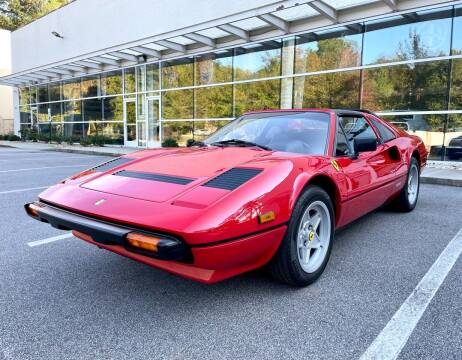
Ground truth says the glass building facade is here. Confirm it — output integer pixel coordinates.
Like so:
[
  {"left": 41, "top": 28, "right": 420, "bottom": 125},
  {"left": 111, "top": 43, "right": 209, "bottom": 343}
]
[{"left": 17, "top": 4, "right": 462, "bottom": 160}]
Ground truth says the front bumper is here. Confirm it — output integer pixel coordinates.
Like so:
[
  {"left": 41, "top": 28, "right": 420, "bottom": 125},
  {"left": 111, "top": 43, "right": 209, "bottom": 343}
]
[
  {"left": 25, "top": 202, "right": 188, "bottom": 261},
  {"left": 25, "top": 202, "right": 286, "bottom": 283}
]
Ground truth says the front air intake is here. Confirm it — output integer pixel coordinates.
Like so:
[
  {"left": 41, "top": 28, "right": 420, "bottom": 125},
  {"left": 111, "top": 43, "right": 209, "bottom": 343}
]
[
  {"left": 91, "top": 157, "right": 134, "bottom": 172},
  {"left": 202, "top": 168, "right": 263, "bottom": 190},
  {"left": 113, "top": 170, "right": 195, "bottom": 185}
]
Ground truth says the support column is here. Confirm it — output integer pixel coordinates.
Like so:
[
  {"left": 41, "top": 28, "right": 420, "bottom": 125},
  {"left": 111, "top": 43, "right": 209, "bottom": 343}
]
[{"left": 280, "top": 38, "right": 295, "bottom": 109}]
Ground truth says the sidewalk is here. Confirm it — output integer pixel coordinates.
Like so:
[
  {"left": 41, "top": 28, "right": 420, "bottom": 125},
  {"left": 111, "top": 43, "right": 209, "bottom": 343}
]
[
  {"left": 1, "top": 140, "right": 461, "bottom": 187},
  {"left": 0, "top": 140, "right": 137, "bottom": 156},
  {"left": 421, "top": 161, "right": 462, "bottom": 187}
]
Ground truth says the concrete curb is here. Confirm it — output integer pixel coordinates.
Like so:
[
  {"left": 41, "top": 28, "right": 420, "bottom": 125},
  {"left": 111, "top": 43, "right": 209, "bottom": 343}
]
[
  {"left": 421, "top": 176, "right": 462, "bottom": 187},
  {"left": 43, "top": 148, "right": 129, "bottom": 157}
]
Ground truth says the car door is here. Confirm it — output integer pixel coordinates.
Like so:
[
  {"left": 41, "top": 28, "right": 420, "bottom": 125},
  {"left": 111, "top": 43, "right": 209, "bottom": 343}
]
[
  {"left": 333, "top": 115, "right": 388, "bottom": 225},
  {"left": 366, "top": 115, "right": 406, "bottom": 181}
]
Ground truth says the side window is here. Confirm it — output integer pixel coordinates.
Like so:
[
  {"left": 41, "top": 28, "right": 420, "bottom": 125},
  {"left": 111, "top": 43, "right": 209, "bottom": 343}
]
[
  {"left": 335, "top": 125, "right": 351, "bottom": 156},
  {"left": 369, "top": 118, "right": 396, "bottom": 142},
  {"left": 339, "top": 116, "right": 378, "bottom": 147}
]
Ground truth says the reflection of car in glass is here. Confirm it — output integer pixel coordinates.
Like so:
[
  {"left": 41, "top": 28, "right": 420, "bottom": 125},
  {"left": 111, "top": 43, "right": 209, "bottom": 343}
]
[
  {"left": 447, "top": 135, "right": 462, "bottom": 160},
  {"left": 390, "top": 114, "right": 429, "bottom": 132},
  {"left": 25, "top": 109, "right": 427, "bottom": 286}
]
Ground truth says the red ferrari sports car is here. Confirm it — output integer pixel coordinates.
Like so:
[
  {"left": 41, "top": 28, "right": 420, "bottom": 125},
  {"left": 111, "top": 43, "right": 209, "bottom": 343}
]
[{"left": 25, "top": 109, "right": 427, "bottom": 286}]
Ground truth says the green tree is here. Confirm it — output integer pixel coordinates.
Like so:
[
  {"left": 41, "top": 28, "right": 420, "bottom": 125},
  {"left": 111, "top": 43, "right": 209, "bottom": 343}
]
[{"left": 0, "top": 0, "right": 69, "bottom": 31}]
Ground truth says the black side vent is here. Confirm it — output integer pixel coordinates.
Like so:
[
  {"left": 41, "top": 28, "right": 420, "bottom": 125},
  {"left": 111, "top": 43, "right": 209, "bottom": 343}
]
[
  {"left": 202, "top": 168, "right": 263, "bottom": 190},
  {"left": 92, "top": 157, "right": 134, "bottom": 172},
  {"left": 114, "top": 170, "right": 195, "bottom": 185}
]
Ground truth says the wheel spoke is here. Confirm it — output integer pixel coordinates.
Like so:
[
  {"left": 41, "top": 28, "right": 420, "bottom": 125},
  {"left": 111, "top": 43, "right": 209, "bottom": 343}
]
[
  {"left": 311, "top": 213, "right": 322, "bottom": 232},
  {"left": 311, "top": 234, "right": 322, "bottom": 249},
  {"left": 299, "top": 247, "right": 310, "bottom": 264}
]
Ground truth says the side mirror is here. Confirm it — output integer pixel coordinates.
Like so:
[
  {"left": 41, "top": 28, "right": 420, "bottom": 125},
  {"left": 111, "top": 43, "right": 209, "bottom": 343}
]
[{"left": 354, "top": 137, "right": 377, "bottom": 153}]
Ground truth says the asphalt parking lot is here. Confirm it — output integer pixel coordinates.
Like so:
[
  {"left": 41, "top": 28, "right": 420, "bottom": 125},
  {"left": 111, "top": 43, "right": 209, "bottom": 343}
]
[{"left": 0, "top": 147, "right": 461, "bottom": 360}]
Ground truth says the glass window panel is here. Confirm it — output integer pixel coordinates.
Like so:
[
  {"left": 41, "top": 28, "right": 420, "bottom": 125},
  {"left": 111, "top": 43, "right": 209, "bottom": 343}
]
[
  {"left": 362, "top": 60, "right": 449, "bottom": 112},
  {"left": 63, "top": 122, "right": 83, "bottom": 139},
  {"left": 63, "top": 101, "right": 82, "bottom": 122},
  {"left": 369, "top": 117, "right": 396, "bottom": 142},
  {"left": 295, "top": 28, "right": 362, "bottom": 73},
  {"left": 195, "top": 85, "right": 233, "bottom": 119},
  {"left": 293, "top": 70, "right": 360, "bottom": 108},
  {"left": 446, "top": 115, "right": 462, "bottom": 161},
  {"left": 382, "top": 114, "right": 446, "bottom": 160},
  {"left": 62, "top": 79, "right": 81, "bottom": 100},
  {"left": 19, "top": 106, "right": 31, "bottom": 123},
  {"left": 37, "top": 84, "right": 48, "bottom": 103},
  {"left": 81, "top": 74, "right": 100, "bottom": 98},
  {"left": 101, "top": 70, "right": 123, "bottom": 96},
  {"left": 19, "top": 87, "right": 30, "bottom": 105},
  {"left": 195, "top": 52, "right": 233, "bottom": 85},
  {"left": 137, "top": 121, "right": 146, "bottom": 147},
  {"left": 162, "top": 89, "right": 193, "bottom": 119},
  {"left": 37, "top": 104, "right": 49, "bottom": 122},
  {"left": 20, "top": 123, "right": 32, "bottom": 133},
  {"left": 30, "top": 86, "right": 37, "bottom": 104},
  {"left": 162, "top": 58, "right": 194, "bottom": 89},
  {"left": 234, "top": 41, "right": 281, "bottom": 81},
  {"left": 146, "top": 63, "right": 160, "bottom": 91},
  {"left": 48, "top": 82, "right": 61, "bottom": 102},
  {"left": 38, "top": 123, "right": 63, "bottom": 137},
  {"left": 450, "top": 58, "right": 462, "bottom": 110},
  {"left": 161, "top": 121, "right": 193, "bottom": 146},
  {"left": 86, "top": 122, "right": 124, "bottom": 144},
  {"left": 50, "top": 102, "right": 62, "bottom": 122},
  {"left": 147, "top": 99, "right": 160, "bottom": 143},
  {"left": 125, "top": 100, "right": 136, "bottom": 125},
  {"left": 192, "top": 120, "right": 230, "bottom": 142},
  {"left": 83, "top": 98, "right": 103, "bottom": 121},
  {"left": 453, "top": 6, "right": 462, "bottom": 55},
  {"left": 38, "top": 123, "right": 51, "bottom": 136},
  {"left": 340, "top": 116, "right": 378, "bottom": 145},
  {"left": 363, "top": 7, "right": 452, "bottom": 64},
  {"left": 137, "top": 65, "right": 146, "bottom": 92},
  {"left": 137, "top": 94, "right": 145, "bottom": 122},
  {"left": 234, "top": 80, "right": 281, "bottom": 116},
  {"left": 124, "top": 67, "right": 136, "bottom": 94},
  {"left": 335, "top": 125, "right": 352, "bottom": 156},
  {"left": 103, "top": 96, "right": 123, "bottom": 121}
]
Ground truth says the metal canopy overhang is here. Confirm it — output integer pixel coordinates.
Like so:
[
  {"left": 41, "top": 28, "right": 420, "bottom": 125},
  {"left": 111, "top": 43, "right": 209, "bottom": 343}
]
[{"left": 0, "top": 0, "right": 457, "bottom": 87}]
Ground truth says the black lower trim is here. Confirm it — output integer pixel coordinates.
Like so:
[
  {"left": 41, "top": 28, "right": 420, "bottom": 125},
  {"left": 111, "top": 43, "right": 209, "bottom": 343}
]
[
  {"left": 24, "top": 202, "right": 188, "bottom": 261},
  {"left": 190, "top": 222, "right": 288, "bottom": 248}
]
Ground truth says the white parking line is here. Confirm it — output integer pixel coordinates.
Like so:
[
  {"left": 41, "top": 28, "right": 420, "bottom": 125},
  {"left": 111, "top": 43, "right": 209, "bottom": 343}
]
[
  {"left": 0, "top": 155, "right": 106, "bottom": 162},
  {"left": 0, "top": 164, "right": 90, "bottom": 173},
  {"left": 27, "top": 232, "right": 74, "bottom": 247},
  {"left": 359, "top": 228, "right": 462, "bottom": 360},
  {"left": 0, "top": 186, "right": 51, "bottom": 195}
]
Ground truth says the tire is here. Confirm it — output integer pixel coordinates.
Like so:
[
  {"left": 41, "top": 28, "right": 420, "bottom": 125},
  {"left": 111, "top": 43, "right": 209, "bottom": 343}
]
[
  {"left": 269, "top": 185, "right": 335, "bottom": 287},
  {"left": 391, "top": 157, "right": 420, "bottom": 212}
]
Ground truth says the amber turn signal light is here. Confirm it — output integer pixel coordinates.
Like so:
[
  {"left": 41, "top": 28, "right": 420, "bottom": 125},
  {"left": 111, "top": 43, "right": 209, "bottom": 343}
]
[
  {"left": 126, "top": 233, "right": 160, "bottom": 253},
  {"left": 259, "top": 211, "right": 276, "bottom": 224},
  {"left": 72, "top": 230, "right": 93, "bottom": 242},
  {"left": 26, "top": 203, "right": 42, "bottom": 218}
]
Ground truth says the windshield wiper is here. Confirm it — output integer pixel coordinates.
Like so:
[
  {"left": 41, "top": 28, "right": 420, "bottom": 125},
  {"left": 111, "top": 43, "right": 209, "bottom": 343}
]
[{"left": 211, "top": 139, "right": 272, "bottom": 151}]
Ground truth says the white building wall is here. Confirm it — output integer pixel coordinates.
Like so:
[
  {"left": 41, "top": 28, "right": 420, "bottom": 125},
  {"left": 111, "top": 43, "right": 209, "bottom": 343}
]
[
  {"left": 11, "top": 0, "right": 289, "bottom": 73},
  {"left": 0, "top": 29, "right": 14, "bottom": 134}
]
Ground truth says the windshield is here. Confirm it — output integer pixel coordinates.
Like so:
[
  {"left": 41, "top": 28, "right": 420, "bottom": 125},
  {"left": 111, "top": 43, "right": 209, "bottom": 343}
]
[{"left": 204, "top": 111, "right": 330, "bottom": 155}]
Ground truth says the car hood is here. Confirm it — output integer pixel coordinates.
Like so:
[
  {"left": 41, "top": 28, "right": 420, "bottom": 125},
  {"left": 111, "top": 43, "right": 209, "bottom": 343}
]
[
  {"left": 39, "top": 147, "right": 330, "bottom": 243},
  {"left": 80, "top": 146, "right": 278, "bottom": 203}
]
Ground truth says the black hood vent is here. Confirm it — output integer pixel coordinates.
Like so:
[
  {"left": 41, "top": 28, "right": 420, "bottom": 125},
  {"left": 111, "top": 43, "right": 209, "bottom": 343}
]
[
  {"left": 202, "top": 168, "right": 263, "bottom": 190},
  {"left": 92, "top": 157, "right": 134, "bottom": 172},
  {"left": 113, "top": 170, "right": 195, "bottom": 185}
]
